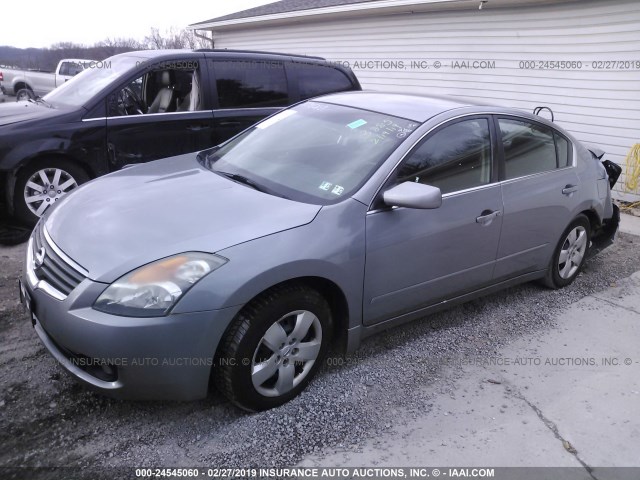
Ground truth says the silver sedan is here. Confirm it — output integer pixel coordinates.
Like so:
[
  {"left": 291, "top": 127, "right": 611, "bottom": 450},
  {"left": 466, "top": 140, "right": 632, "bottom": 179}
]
[{"left": 20, "top": 92, "right": 620, "bottom": 411}]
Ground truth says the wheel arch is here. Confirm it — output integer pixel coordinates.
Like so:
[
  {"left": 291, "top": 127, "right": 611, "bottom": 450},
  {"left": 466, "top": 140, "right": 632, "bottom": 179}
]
[
  {"left": 13, "top": 151, "right": 96, "bottom": 180},
  {"left": 215, "top": 276, "right": 351, "bottom": 359},
  {"left": 13, "top": 81, "right": 33, "bottom": 94},
  {"left": 579, "top": 208, "right": 602, "bottom": 234}
]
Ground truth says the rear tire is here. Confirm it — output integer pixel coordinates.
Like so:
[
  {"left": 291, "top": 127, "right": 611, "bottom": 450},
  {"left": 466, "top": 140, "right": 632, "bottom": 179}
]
[
  {"left": 13, "top": 159, "right": 89, "bottom": 226},
  {"left": 542, "top": 215, "right": 591, "bottom": 289},
  {"left": 214, "top": 284, "right": 332, "bottom": 412},
  {"left": 15, "top": 88, "right": 34, "bottom": 102}
]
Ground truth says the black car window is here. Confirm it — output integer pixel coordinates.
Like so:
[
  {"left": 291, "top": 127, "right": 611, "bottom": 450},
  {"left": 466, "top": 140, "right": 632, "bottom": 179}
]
[
  {"left": 214, "top": 60, "right": 288, "bottom": 108},
  {"left": 499, "top": 118, "right": 566, "bottom": 179},
  {"left": 292, "top": 62, "right": 354, "bottom": 100},
  {"left": 58, "top": 62, "right": 70, "bottom": 76},
  {"left": 397, "top": 118, "right": 492, "bottom": 194}
]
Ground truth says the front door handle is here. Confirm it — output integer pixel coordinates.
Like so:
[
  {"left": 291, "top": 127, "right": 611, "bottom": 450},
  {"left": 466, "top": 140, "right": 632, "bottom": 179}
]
[
  {"left": 562, "top": 184, "right": 578, "bottom": 195},
  {"left": 476, "top": 209, "right": 502, "bottom": 225},
  {"left": 219, "top": 121, "right": 241, "bottom": 127}
]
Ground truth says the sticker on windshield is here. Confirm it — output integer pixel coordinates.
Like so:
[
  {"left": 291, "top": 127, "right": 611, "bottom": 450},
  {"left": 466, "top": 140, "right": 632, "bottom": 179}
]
[
  {"left": 319, "top": 181, "right": 333, "bottom": 191},
  {"left": 347, "top": 119, "right": 367, "bottom": 129},
  {"left": 256, "top": 110, "right": 297, "bottom": 129},
  {"left": 331, "top": 185, "right": 345, "bottom": 196}
]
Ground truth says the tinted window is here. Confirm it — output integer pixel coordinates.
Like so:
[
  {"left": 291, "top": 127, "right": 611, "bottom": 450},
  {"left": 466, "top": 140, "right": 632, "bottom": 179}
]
[
  {"left": 293, "top": 62, "right": 353, "bottom": 99},
  {"left": 59, "top": 62, "right": 70, "bottom": 76},
  {"left": 397, "top": 118, "right": 492, "bottom": 194},
  {"left": 214, "top": 60, "right": 288, "bottom": 108},
  {"left": 555, "top": 132, "right": 570, "bottom": 168},
  {"left": 500, "top": 119, "right": 559, "bottom": 179}
]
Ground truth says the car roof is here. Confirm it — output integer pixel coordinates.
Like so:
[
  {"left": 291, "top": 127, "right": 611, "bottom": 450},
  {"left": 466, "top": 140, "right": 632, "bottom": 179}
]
[
  {"left": 111, "top": 49, "right": 327, "bottom": 63},
  {"left": 315, "top": 91, "right": 509, "bottom": 123}
]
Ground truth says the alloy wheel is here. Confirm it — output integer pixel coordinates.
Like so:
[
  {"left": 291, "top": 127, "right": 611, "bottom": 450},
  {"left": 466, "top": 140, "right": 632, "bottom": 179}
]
[{"left": 23, "top": 168, "right": 79, "bottom": 217}]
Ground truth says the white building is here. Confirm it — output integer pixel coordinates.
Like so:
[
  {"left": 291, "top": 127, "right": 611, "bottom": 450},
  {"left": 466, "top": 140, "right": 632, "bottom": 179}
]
[{"left": 190, "top": 0, "right": 640, "bottom": 200}]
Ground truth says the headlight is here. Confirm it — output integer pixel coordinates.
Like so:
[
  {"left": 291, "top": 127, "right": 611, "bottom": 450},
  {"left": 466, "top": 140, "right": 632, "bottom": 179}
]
[{"left": 93, "top": 252, "right": 227, "bottom": 317}]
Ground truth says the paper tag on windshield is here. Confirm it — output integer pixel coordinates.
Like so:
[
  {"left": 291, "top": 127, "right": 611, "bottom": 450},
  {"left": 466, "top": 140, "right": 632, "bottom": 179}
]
[{"left": 256, "top": 110, "right": 297, "bottom": 129}]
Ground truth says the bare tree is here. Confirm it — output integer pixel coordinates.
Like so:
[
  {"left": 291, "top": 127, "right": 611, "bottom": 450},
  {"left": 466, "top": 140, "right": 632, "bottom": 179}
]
[{"left": 0, "top": 27, "right": 214, "bottom": 71}]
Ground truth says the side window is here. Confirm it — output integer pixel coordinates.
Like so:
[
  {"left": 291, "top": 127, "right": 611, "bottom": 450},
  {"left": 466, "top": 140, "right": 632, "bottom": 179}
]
[
  {"left": 214, "top": 60, "right": 288, "bottom": 108},
  {"left": 108, "top": 61, "right": 204, "bottom": 117},
  {"left": 293, "top": 63, "right": 354, "bottom": 100},
  {"left": 499, "top": 118, "right": 559, "bottom": 179},
  {"left": 67, "top": 62, "right": 85, "bottom": 76},
  {"left": 397, "top": 118, "right": 492, "bottom": 194},
  {"left": 58, "top": 62, "right": 70, "bottom": 76},
  {"left": 554, "top": 132, "right": 570, "bottom": 168}
]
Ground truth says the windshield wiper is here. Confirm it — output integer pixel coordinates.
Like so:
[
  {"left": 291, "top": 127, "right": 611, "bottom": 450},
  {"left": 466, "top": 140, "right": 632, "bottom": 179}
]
[
  {"left": 215, "top": 171, "right": 267, "bottom": 193},
  {"left": 30, "top": 97, "right": 52, "bottom": 108}
]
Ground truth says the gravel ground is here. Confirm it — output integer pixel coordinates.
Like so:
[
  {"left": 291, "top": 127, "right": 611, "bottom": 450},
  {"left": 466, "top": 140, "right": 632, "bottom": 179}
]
[{"left": 1, "top": 234, "right": 639, "bottom": 479}]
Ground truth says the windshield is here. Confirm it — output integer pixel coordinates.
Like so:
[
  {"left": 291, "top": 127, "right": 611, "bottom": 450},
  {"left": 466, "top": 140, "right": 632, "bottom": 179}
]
[
  {"left": 201, "top": 101, "right": 420, "bottom": 204},
  {"left": 44, "top": 56, "right": 143, "bottom": 107}
]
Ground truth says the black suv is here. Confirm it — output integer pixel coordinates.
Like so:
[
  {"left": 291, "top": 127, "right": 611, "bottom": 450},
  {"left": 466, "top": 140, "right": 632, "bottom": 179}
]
[{"left": 0, "top": 49, "right": 361, "bottom": 224}]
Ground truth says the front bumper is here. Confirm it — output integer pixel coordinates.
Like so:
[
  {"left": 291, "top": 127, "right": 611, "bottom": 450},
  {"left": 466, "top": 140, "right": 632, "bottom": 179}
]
[{"left": 22, "top": 253, "right": 241, "bottom": 401}]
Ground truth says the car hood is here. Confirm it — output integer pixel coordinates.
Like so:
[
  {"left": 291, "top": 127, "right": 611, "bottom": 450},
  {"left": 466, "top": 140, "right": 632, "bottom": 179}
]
[
  {"left": 45, "top": 154, "right": 322, "bottom": 283},
  {"left": 0, "top": 101, "right": 66, "bottom": 126}
]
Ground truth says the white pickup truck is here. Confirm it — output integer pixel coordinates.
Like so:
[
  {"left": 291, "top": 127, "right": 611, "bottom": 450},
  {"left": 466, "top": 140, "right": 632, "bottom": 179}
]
[{"left": 0, "top": 59, "right": 94, "bottom": 101}]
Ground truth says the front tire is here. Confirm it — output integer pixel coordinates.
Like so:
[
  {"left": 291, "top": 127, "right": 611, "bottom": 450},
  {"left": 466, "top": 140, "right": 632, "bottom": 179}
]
[
  {"left": 214, "top": 284, "right": 333, "bottom": 411},
  {"left": 13, "top": 159, "right": 89, "bottom": 226},
  {"left": 543, "top": 215, "right": 591, "bottom": 289}
]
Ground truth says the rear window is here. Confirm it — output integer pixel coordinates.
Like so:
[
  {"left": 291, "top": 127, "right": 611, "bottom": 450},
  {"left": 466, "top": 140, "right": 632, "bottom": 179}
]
[
  {"left": 554, "top": 132, "right": 571, "bottom": 168},
  {"left": 499, "top": 118, "right": 557, "bottom": 179},
  {"left": 213, "top": 60, "right": 289, "bottom": 108},
  {"left": 292, "top": 62, "right": 354, "bottom": 99}
]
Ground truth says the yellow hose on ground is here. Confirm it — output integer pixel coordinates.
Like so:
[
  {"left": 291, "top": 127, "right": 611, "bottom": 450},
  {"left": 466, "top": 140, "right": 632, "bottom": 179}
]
[
  {"left": 620, "top": 143, "right": 640, "bottom": 210},
  {"left": 624, "top": 143, "right": 640, "bottom": 193},
  {"left": 620, "top": 144, "right": 640, "bottom": 211}
]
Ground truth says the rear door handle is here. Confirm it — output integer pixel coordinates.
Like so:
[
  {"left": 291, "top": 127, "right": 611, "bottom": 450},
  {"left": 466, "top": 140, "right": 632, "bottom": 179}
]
[
  {"left": 476, "top": 209, "right": 502, "bottom": 224},
  {"left": 562, "top": 185, "right": 578, "bottom": 195}
]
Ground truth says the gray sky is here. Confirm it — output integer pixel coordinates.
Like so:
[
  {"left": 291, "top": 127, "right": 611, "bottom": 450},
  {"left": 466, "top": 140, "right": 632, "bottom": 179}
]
[{"left": 0, "top": 0, "right": 275, "bottom": 48}]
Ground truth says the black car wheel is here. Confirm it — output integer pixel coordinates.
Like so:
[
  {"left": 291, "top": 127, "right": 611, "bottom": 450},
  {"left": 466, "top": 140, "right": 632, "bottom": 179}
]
[
  {"left": 214, "top": 284, "right": 333, "bottom": 411},
  {"left": 543, "top": 214, "right": 591, "bottom": 289},
  {"left": 14, "top": 159, "right": 89, "bottom": 226}
]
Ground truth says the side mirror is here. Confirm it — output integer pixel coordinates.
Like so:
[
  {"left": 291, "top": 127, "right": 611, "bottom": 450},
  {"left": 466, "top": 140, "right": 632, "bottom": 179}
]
[{"left": 383, "top": 182, "right": 442, "bottom": 209}]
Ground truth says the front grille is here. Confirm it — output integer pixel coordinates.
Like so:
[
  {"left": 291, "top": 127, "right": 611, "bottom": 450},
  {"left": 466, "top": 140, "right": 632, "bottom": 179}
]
[{"left": 32, "top": 223, "right": 86, "bottom": 296}]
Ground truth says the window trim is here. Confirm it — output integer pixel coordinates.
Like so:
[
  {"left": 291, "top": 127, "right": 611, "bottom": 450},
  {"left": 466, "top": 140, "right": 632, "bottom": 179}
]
[{"left": 494, "top": 114, "right": 575, "bottom": 182}]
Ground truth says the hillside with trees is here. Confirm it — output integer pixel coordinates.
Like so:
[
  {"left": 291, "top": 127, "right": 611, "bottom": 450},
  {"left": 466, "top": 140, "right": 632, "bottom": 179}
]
[{"left": 0, "top": 28, "right": 212, "bottom": 71}]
